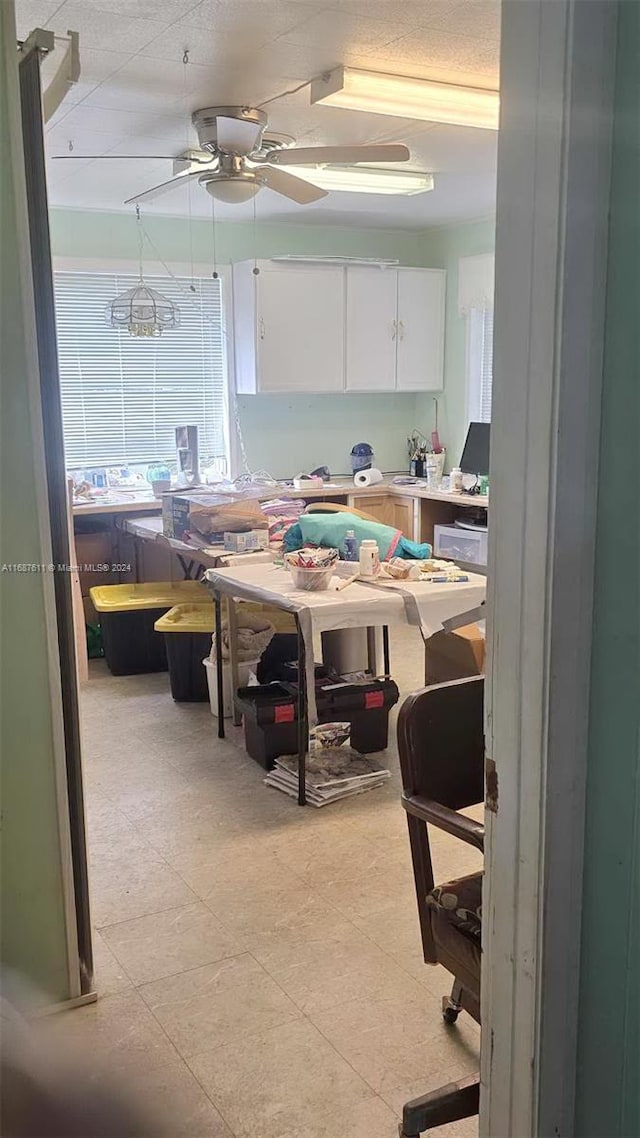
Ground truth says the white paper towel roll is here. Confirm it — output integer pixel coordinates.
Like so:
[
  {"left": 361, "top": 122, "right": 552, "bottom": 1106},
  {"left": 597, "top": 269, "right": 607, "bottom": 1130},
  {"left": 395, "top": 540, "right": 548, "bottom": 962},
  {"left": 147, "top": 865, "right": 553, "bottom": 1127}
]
[{"left": 354, "top": 467, "right": 384, "bottom": 488}]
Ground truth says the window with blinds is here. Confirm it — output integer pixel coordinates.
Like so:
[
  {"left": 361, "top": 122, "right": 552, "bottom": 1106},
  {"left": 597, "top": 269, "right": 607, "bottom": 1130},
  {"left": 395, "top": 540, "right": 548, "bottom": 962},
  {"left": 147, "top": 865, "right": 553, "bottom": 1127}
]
[
  {"left": 53, "top": 271, "right": 229, "bottom": 470},
  {"left": 467, "top": 306, "right": 494, "bottom": 423}
]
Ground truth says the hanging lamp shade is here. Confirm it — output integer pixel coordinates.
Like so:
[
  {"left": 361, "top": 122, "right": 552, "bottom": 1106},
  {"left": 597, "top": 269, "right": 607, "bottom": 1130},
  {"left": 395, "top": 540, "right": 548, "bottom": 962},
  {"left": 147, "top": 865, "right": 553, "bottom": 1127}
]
[
  {"left": 105, "top": 206, "right": 180, "bottom": 336},
  {"left": 104, "top": 281, "right": 180, "bottom": 337}
]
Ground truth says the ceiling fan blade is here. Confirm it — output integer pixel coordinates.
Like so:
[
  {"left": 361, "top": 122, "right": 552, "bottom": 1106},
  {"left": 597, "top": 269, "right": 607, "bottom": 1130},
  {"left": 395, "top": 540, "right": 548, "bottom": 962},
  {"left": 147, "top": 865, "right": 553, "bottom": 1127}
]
[
  {"left": 51, "top": 154, "right": 180, "bottom": 160},
  {"left": 124, "top": 168, "right": 204, "bottom": 205},
  {"left": 266, "top": 143, "right": 410, "bottom": 166},
  {"left": 259, "top": 165, "right": 328, "bottom": 204}
]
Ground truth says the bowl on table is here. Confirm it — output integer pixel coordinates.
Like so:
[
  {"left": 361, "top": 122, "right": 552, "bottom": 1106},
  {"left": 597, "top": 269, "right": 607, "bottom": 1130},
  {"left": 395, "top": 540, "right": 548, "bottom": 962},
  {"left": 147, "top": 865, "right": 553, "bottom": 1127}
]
[{"left": 285, "top": 548, "right": 338, "bottom": 592}]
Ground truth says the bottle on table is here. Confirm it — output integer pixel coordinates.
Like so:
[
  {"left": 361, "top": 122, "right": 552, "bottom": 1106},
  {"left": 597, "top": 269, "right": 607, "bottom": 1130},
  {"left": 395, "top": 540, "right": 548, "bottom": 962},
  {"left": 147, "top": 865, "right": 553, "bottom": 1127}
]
[
  {"left": 359, "top": 539, "right": 380, "bottom": 577},
  {"left": 344, "top": 530, "right": 358, "bottom": 561},
  {"left": 450, "top": 467, "right": 463, "bottom": 493}
]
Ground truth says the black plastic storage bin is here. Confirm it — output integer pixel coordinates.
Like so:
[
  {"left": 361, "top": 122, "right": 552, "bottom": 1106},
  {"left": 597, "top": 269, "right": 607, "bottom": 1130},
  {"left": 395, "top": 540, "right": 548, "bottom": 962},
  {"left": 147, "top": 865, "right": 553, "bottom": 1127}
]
[
  {"left": 100, "top": 607, "right": 169, "bottom": 675},
  {"left": 256, "top": 634, "right": 299, "bottom": 683},
  {"left": 256, "top": 634, "right": 338, "bottom": 684},
  {"left": 154, "top": 604, "right": 214, "bottom": 702},
  {"left": 237, "top": 677, "right": 399, "bottom": 769},
  {"left": 164, "top": 632, "right": 211, "bottom": 701},
  {"left": 90, "top": 583, "right": 210, "bottom": 676},
  {"left": 320, "top": 678, "right": 399, "bottom": 753}
]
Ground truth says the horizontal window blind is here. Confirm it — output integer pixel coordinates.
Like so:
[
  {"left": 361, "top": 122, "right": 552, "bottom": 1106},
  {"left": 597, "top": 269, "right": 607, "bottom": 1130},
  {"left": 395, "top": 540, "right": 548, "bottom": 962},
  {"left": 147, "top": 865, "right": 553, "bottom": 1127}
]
[
  {"left": 54, "top": 271, "right": 228, "bottom": 469},
  {"left": 467, "top": 306, "right": 493, "bottom": 423}
]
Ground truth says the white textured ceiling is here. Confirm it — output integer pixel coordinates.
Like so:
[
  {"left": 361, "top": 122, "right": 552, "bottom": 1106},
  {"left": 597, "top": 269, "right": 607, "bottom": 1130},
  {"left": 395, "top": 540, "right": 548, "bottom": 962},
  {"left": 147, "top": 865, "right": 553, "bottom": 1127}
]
[{"left": 16, "top": 0, "right": 500, "bottom": 228}]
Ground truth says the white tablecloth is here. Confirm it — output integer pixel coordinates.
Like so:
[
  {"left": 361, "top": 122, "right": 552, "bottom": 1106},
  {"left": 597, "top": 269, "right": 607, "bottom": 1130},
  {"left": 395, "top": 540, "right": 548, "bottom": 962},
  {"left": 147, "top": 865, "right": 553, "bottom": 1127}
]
[
  {"left": 354, "top": 574, "right": 487, "bottom": 638},
  {"left": 204, "top": 564, "right": 486, "bottom": 722}
]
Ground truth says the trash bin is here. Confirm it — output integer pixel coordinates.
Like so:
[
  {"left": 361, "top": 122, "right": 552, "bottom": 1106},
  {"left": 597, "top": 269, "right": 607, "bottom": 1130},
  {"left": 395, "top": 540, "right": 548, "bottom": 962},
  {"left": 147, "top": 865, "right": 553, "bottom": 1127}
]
[
  {"left": 90, "top": 581, "right": 209, "bottom": 676},
  {"left": 205, "top": 606, "right": 277, "bottom": 719},
  {"left": 203, "top": 656, "right": 261, "bottom": 719},
  {"left": 154, "top": 604, "right": 214, "bottom": 702}
]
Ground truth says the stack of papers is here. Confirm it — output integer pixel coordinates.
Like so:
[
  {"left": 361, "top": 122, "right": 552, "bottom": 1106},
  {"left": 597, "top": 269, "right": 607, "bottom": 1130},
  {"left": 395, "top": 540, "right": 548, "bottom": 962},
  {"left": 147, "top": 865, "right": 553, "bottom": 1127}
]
[{"left": 265, "top": 748, "right": 390, "bottom": 807}]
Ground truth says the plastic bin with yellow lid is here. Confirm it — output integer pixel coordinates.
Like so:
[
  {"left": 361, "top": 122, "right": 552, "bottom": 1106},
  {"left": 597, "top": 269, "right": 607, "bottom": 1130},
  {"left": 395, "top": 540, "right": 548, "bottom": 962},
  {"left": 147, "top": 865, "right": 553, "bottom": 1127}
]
[
  {"left": 90, "top": 580, "right": 208, "bottom": 612},
  {"left": 153, "top": 601, "right": 296, "bottom": 636},
  {"left": 153, "top": 603, "right": 213, "bottom": 701},
  {"left": 90, "top": 581, "right": 208, "bottom": 676},
  {"left": 154, "top": 603, "right": 214, "bottom": 634}
]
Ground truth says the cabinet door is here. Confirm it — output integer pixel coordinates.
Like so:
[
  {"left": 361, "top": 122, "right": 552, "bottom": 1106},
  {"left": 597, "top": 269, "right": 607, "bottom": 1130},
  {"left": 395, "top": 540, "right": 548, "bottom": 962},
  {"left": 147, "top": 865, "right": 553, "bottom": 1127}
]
[
  {"left": 396, "top": 269, "right": 445, "bottom": 391},
  {"left": 257, "top": 266, "right": 344, "bottom": 393},
  {"left": 350, "top": 493, "right": 395, "bottom": 527},
  {"left": 391, "top": 498, "right": 416, "bottom": 540},
  {"left": 345, "top": 267, "right": 397, "bottom": 391}
]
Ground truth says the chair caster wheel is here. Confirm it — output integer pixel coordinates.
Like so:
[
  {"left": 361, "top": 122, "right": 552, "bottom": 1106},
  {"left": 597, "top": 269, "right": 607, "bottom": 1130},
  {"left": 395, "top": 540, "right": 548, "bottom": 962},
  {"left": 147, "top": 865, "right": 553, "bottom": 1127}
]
[{"left": 442, "top": 995, "right": 461, "bottom": 1025}]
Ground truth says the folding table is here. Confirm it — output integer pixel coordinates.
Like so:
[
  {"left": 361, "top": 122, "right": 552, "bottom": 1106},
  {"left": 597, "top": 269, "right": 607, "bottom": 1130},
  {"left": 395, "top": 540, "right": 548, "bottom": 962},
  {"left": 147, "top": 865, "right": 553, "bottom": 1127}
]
[{"left": 204, "top": 563, "right": 486, "bottom": 806}]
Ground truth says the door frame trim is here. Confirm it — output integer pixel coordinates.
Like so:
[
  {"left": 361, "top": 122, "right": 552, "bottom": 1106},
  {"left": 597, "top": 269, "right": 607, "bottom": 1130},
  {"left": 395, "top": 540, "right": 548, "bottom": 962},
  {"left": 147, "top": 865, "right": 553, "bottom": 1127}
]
[
  {"left": 6, "top": 22, "right": 82, "bottom": 1001},
  {"left": 482, "top": 1, "right": 617, "bottom": 1134}
]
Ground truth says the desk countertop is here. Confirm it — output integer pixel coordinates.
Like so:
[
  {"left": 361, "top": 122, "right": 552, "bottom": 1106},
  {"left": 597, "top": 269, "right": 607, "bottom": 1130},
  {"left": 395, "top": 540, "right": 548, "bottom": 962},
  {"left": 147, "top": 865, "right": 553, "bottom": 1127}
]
[{"left": 72, "top": 477, "right": 488, "bottom": 517}]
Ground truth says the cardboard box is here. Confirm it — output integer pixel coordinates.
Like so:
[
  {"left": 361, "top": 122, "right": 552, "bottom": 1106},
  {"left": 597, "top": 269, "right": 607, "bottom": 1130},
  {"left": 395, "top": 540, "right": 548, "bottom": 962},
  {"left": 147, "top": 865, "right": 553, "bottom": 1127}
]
[
  {"left": 74, "top": 529, "right": 116, "bottom": 595},
  {"left": 162, "top": 490, "right": 267, "bottom": 543},
  {"left": 425, "top": 623, "right": 485, "bottom": 685},
  {"left": 223, "top": 530, "right": 270, "bottom": 552}
]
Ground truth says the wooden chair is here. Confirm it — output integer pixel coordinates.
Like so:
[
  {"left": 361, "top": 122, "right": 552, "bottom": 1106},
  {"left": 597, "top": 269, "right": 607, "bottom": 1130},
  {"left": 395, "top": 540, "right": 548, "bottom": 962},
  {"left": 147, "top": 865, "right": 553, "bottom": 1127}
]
[{"left": 397, "top": 676, "right": 485, "bottom": 1137}]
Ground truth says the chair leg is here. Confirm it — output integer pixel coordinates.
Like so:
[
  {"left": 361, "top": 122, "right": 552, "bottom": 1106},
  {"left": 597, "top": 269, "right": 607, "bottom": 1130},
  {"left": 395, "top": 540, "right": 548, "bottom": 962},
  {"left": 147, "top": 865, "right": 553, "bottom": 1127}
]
[
  {"left": 442, "top": 978, "right": 464, "bottom": 1025},
  {"left": 398, "top": 1073, "right": 480, "bottom": 1137}
]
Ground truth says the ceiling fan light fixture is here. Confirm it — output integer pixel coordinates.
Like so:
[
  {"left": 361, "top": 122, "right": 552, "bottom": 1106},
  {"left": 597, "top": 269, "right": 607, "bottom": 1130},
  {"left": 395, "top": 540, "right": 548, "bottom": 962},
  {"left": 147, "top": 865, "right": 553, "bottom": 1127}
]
[
  {"left": 311, "top": 66, "right": 499, "bottom": 131},
  {"left": 200, "top": 171, "right": 261, "bottom": 203},
  {"left": 280, "top": 164, "right": 434, "bottom": 195}
]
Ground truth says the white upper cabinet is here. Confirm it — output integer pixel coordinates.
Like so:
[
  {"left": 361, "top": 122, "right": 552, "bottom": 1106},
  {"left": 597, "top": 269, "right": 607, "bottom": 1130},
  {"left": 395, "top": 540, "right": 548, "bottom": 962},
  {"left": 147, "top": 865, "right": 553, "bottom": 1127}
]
[
  {"left": 233, "top": 261, "right": 345, "bottom": 394},
  {"left": 395, "top": 268, "right": 445, "bottom": 391},
  {"left": 233, "top": 260, "right": 445, "bottom": 395},
  {"left": 345, "top": 267, "right": 398, "bottom": 392}
]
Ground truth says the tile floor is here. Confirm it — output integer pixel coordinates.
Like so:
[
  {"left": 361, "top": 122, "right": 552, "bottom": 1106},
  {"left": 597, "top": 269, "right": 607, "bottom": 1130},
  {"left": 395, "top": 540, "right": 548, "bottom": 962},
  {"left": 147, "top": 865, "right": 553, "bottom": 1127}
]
[{"left": 56, "top": 626, "right": 481, "bottom": 1137}]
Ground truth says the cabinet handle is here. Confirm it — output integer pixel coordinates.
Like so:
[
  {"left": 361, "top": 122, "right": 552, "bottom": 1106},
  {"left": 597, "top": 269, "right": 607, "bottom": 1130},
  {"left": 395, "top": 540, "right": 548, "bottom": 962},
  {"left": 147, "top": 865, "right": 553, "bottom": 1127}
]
[
  {"left": 391, "top": 319, "right": 397, "bottom": 340},
  {"left": 398, "top": 319, "right": 405, "bottom": 340},
  {"left": 259, "top": 317, "right": 265, "bottom": 340}
]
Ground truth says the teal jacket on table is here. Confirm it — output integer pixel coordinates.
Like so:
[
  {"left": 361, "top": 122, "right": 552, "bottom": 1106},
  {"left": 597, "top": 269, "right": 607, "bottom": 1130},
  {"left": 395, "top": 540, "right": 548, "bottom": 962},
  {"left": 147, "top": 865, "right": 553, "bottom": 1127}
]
[{"left": 283, "top": 512, "right": 432, "bottom": 560}]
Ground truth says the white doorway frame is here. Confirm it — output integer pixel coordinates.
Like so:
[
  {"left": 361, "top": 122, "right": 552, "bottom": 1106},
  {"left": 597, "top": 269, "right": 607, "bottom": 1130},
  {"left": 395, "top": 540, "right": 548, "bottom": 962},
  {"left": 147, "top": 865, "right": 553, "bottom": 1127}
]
[{"left": 482, "top": 1, "right": 617, "bottom": 1135}]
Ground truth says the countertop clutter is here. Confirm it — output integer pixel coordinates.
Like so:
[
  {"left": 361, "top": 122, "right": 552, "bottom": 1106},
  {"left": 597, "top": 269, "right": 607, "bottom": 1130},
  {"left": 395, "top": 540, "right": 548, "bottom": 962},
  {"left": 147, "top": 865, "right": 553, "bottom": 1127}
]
[{"left": 72, "top": 474, "right": 489, "bottom": 516}]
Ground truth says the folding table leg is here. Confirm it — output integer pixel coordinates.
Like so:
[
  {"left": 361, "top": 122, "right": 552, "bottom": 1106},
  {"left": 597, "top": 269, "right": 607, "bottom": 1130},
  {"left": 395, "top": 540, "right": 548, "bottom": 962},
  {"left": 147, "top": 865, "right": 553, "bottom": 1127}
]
[
  {"left": 382, "top": 625, "right": 391, "bottom": 676},
  {"left": 227, "top": 597, "right": 242, "bottom": 727},
  {"left": 366, "top": 627, "right": 378, "bottom": 675},
  {"left": 295, "top": 615, "right": 308, "bottom": 806},
  {"left": 214, "top": 591, "right": 225, "bottom": 740}
]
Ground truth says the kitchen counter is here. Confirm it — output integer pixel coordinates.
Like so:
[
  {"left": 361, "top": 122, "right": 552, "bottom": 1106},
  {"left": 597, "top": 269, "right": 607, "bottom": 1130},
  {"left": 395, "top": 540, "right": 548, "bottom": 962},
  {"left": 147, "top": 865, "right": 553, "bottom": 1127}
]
[
  {"left": 72, "top": 477, "right": 488, "bottom": 516},
  {"left": 73, "top": 476, "right": 488, "bottom": 588},
  {"left": 72, "top": 494, "right": 162, "bottom": 517}
]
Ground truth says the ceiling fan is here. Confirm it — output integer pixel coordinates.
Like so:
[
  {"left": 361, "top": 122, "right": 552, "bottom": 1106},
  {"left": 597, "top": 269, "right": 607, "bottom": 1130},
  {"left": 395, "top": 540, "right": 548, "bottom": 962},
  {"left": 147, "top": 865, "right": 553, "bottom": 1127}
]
[{"left": 53, "top": 105, "right": 410, "bottom": 206}]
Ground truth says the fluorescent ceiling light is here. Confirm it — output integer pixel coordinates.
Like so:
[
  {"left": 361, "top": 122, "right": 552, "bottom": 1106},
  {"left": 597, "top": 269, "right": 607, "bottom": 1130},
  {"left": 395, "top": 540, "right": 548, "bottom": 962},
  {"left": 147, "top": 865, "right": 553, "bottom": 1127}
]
[
  {"left": 277, "top": 164, "right": 434, "bottom": 195},
  {"left": 311, "top": 66, "right": 499, "bottom": 131}
]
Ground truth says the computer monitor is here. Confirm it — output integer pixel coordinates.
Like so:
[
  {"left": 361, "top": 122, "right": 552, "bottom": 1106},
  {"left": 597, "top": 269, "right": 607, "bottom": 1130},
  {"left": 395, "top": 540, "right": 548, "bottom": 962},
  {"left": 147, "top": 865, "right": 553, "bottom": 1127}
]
[{"left": 460, "top": 422, "right": 490, "bottom": 477}]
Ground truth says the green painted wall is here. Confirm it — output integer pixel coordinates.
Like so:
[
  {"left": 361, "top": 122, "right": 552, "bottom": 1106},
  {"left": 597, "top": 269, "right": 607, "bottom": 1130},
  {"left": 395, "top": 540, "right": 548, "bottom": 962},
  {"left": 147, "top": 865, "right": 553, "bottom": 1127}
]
[
  {"left": 49, "top": 209, "right": 429, "bottom": 269},
  {"left": 0, "top": 1, "right": 72, "bottom": 1006},
  {"left": 575, "top": 5, "right": 640, "bottom": 1135},
  {"left": 235, "top": 392, "right": 418, "bottom": 479},
  {"left": 417, "top": 217, "right": 495, "bottom": 468},
  {"left": 50, "top": 209, "right": 446, "bottom": 476}
]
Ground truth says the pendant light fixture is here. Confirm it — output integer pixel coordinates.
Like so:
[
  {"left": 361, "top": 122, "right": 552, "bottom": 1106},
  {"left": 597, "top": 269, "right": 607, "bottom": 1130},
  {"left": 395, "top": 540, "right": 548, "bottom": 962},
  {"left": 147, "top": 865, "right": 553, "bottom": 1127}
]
[{"left": 105, "top": 206, "right": 180, "bottom": 337}]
